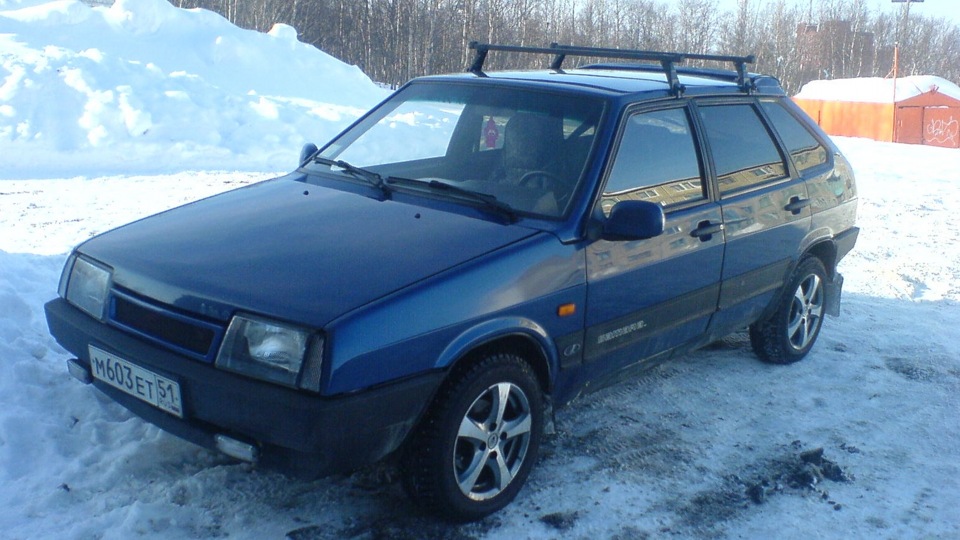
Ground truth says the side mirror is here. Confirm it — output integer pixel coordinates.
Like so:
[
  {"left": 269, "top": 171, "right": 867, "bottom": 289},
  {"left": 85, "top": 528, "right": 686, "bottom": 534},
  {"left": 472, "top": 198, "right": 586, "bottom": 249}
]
[
  {"left": 299, "top": 143, "right": 319, "bottom": 167},
  {"left": 602, "top": 200, "right": 665, "bottom": 241}
]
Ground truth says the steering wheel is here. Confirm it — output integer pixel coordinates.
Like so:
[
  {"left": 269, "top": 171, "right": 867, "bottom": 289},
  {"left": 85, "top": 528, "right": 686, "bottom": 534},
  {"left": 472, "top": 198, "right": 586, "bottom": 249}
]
[
  {"left": 518, "top": 170, "right": 561, "bottom": 190},
  {"left": 519, "top": 170, "right": 570, "bottom": 208}
]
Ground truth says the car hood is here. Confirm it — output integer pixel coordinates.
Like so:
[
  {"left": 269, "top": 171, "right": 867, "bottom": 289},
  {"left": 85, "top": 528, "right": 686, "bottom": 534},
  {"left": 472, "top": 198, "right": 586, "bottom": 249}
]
[{"left": 79, "top": 175, "right": 539, "bottom": 327}]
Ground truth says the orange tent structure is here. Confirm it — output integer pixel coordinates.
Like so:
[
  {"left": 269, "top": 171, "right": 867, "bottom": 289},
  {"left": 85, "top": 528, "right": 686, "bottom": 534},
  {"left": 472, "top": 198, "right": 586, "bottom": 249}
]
[{"left": 792, "top": 76, "right": 960, "bottom": 149}]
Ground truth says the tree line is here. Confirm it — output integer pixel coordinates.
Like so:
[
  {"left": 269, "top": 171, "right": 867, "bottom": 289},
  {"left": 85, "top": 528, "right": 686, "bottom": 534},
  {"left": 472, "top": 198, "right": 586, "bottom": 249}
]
[{"left": 172, "top": 0, "right": 960, "bottom": 94}]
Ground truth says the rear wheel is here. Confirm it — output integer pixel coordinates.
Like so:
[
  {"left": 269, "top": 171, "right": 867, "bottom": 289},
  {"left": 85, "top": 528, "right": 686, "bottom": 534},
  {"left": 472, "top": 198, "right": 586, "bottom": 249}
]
[
  {"left": 401, "top": 352, "right": 543, "bottom": 521},
  {"left": 750, "top": 256, "right": 827, "bottom": 364}
]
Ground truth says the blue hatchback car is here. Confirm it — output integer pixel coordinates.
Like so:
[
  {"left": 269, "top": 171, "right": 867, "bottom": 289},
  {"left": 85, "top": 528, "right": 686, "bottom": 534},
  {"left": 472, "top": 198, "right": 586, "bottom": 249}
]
[{"left": 45, "top": 43, "right": 858, "bottom": 519}]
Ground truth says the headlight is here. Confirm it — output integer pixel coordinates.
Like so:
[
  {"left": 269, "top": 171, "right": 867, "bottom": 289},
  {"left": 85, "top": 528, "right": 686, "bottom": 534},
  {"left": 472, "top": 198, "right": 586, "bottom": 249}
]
[
  {"left": 64, "top": 255, "right": 112, "bottom": 321},
  {"left": 216, "top": 314, "right": 323, "bottom": 390}
]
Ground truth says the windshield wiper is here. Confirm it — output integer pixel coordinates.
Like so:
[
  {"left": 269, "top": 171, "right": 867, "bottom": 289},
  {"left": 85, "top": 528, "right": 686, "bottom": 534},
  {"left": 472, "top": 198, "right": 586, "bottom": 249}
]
[
  {"left": 387, "top": 177, "right": 517, "bottom": 222},
  {"left": 313, "top": 156, "right": 390, "bottom": 198}
]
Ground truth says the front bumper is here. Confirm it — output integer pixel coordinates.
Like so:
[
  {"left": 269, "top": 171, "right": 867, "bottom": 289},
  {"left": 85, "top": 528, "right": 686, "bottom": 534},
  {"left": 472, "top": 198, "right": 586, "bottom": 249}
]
[{"left": 45, "top": 298, "right": 442, "bottom": 477}]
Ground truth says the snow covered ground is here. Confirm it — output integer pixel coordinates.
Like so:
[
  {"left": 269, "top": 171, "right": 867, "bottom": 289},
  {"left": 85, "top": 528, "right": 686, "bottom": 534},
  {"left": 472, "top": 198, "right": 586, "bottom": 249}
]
[
  {"left": 2, "top": 0, "right": 960, "bottom": 538},
  {"left": 2, "top": 138, "right": 958, "bottom": 540}
]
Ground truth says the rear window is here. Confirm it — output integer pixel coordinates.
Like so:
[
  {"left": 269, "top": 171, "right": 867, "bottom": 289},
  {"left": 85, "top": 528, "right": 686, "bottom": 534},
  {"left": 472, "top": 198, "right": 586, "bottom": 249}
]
[
  {"left": 698, "top": 103, "right": 787, "bottom": 195},
  {"left": 761, "top": 100, "right": 829, "bottom": 173}
]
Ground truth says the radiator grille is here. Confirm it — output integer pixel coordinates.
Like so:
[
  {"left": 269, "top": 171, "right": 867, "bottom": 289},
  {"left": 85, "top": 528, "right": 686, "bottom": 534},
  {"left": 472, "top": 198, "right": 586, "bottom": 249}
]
[{"left": 111, "top": 292, "right": 220, "bottom": 361}]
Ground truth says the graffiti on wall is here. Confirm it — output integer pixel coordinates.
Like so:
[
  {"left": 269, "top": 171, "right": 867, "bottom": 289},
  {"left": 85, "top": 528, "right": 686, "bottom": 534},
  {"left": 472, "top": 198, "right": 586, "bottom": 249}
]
[{"left": 925, "top": 115, "right": 959, "bottom": 147}]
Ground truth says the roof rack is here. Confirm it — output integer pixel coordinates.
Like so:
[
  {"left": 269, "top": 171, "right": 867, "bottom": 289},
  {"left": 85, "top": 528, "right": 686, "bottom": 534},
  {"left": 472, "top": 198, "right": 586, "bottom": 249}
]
[{"left": 467, "top": 42, "right": 756, "bottom": 96}]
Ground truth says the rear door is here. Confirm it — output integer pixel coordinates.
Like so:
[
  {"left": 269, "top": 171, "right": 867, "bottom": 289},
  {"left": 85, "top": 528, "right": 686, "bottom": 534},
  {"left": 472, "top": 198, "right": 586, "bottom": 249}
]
[
  {"left": 694, "top": 100, "right": 812, "bottom": 335},
  {"left": 584, "top": 104, "right": 724, "bottom": 384}
]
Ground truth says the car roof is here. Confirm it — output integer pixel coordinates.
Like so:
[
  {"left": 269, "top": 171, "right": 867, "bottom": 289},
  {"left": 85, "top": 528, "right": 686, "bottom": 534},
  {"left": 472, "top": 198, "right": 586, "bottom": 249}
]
[{"left": 416, "top": 69, "right": 784, "bottom": 99}]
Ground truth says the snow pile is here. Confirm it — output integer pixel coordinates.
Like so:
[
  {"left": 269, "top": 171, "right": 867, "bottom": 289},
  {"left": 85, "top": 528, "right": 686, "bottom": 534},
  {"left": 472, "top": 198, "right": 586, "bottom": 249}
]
[
  {"left": 0, "top": 0, "right": 390, "bottom": 179},
  {"left": 795, "top": 75, "right": 960, "bottom": 103}
]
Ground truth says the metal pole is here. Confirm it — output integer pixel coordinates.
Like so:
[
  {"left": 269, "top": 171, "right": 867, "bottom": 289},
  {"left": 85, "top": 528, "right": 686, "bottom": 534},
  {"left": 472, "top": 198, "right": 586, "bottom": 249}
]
[
  {"left": 891, "top": 0, "right": 921, "bottom": 142},
  {"left": 892, "top": 41, "right": 899, "bottom": 141}
]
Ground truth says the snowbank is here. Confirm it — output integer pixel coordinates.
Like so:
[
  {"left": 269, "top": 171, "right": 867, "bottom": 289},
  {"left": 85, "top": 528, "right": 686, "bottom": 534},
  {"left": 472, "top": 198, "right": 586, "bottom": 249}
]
[
  {"left": 0, "top": 0, "right": 390, "bottom": 179},
  {"left": 796, "top": 75, "right": 960, "bottom": 103}
]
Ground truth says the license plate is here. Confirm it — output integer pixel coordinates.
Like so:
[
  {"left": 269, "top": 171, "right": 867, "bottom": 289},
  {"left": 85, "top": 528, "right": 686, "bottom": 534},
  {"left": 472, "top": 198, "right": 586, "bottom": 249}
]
[{"left": 89, "top": 345, "right": 183, "bottom": 418}]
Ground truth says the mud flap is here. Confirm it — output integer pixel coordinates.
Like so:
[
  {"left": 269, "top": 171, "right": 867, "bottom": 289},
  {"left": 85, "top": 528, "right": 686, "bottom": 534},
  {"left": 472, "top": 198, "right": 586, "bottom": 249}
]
[{"left": 824, "top": 272, "right": 843, "bottom": 317}]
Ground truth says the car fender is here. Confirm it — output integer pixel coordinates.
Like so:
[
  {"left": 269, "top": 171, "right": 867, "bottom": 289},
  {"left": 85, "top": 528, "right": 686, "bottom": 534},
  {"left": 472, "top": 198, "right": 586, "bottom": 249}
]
[
  {"left": 798, "top": 228, "right": 836, "bottom": 265},
  {"left": 323, "top": 233, "right": 586, "bottom": 395},
  {"left": 436, "top": 315, "right": 559, "bottom": 390}
]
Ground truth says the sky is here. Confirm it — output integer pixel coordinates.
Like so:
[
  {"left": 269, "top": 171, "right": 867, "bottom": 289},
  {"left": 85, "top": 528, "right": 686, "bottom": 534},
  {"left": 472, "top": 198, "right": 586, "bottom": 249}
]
[{"left": 714, "top": 0, "right": 960, "bottom": 25}]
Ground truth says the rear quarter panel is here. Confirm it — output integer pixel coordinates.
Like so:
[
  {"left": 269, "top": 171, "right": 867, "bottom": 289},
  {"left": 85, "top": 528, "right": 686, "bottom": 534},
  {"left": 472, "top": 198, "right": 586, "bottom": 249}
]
[
  {"left": 780, "top": 98, "right": 859, "bottom": 245},
  {"left": 805, "top": 154, "right": 859, "bottom": 254}
]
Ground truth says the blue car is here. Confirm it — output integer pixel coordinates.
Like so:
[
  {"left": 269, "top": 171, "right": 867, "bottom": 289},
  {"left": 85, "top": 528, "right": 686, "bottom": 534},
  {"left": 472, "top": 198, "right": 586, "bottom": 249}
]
[{"left": 45, "top": 43, "right": 858, "bottom": 520}]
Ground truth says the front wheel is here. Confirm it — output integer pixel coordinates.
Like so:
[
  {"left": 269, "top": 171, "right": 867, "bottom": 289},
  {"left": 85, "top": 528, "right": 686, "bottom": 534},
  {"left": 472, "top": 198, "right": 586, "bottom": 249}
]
[
  {"left": 750, "top": 256, "right": 828, "bottom": 364},
  {"left": 401, "top": 352, "right": 543, "bottom": 521}
]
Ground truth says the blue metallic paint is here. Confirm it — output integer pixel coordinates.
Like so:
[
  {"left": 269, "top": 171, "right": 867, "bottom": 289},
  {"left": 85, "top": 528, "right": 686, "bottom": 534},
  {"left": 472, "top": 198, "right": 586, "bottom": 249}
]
[
  {"left": 435, "top": 317, "right": 555, "bottom": 378},
  {"left": 324, "top": 233, "right": 586, "bottom": 395},
  {"left": 585, "top": 202, "right": 725, "bottom": 383},
  {"left": 76, "top": 174, "right": 538, "bottom": 329}
]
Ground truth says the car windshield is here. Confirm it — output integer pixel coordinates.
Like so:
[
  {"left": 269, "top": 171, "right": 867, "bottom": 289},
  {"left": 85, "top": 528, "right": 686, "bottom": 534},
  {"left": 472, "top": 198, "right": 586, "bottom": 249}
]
[{"left": 311, "top": 82, "right": 605, "bottom": 219}]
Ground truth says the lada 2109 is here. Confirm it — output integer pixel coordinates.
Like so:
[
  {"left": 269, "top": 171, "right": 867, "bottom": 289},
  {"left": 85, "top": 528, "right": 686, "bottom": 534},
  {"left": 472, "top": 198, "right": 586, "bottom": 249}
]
[{"left": 45, "top": 43, "right": 859, "bottom": 520}]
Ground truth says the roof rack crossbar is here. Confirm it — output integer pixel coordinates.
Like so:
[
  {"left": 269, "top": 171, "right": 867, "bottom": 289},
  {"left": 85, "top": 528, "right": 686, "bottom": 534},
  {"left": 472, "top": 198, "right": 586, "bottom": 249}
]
[{"left": 467, "top": 42, "right": 756, "bottom": 95}]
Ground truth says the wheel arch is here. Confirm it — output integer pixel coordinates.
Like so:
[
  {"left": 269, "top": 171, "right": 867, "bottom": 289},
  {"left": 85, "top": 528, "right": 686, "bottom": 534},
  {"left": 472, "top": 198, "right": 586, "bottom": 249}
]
[
  {"left": 749, "top": 254, "right": 829, "bottom": 364},
  {"left": 756, "top": 236, "right": 837, "bottom": 324},
  {"left": 436, "top": 317, "right": 557, "bottom": 397},
  {"left": 798, "top": 229, "right": 839, "bottom": 277},
  {"left": 804, "top": 239, "right": 838, "bottom": 277}
]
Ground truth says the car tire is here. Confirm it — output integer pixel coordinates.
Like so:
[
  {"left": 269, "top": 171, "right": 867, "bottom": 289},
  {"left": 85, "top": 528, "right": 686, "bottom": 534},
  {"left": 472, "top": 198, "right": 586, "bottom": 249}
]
[
  {"left": 749, "top": 256, "right": 828, "bottom": 364},
  {"left": 401, "top": 351, "right": 543, "bottom": 521}
]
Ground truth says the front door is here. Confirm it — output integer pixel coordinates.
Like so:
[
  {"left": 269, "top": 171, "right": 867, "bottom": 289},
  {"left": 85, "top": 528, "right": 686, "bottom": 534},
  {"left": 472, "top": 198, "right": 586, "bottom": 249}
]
[{"left": 584, "top": 105, "right": 724, "bottom": 385}]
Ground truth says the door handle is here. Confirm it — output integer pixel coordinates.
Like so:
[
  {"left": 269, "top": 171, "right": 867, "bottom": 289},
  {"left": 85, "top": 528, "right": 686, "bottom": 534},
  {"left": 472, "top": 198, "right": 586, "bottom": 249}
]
[
  {"left": 784, "top": 196, "right": 812, "bottom": 215},
  {"left": 691, "top": 220, "right": 723, "bottom": 240}
]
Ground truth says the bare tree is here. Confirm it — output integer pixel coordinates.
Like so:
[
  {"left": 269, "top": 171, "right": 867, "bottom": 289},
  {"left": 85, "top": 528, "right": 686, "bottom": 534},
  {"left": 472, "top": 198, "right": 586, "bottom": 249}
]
[{"left": 172, "top": 0, "right": 960, "bottom": 91}]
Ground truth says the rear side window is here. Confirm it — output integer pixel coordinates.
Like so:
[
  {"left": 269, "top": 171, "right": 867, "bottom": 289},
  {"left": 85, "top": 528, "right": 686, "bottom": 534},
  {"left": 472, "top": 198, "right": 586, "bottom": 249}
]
[
  {"left": 698, "top": 104, "right": 787, "bottom": 195},
  {"left": 760, "top": 100, "right": 829, "bottom": 173},
  {"left": 601, "top": 107, "right": 705, "bottom": 215}
]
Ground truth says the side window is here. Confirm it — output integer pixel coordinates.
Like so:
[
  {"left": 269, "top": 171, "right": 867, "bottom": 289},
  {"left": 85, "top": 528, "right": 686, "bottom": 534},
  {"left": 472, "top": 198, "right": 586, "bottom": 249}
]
[
  {"left": 601, "top": 107, "right": 705, "bottom": 215},
  {"left": 698, "top": 104, "right": 787, "bottom": 196},
  {"left": 760, "top": 100, "right": 829, "bottom": 174}
]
